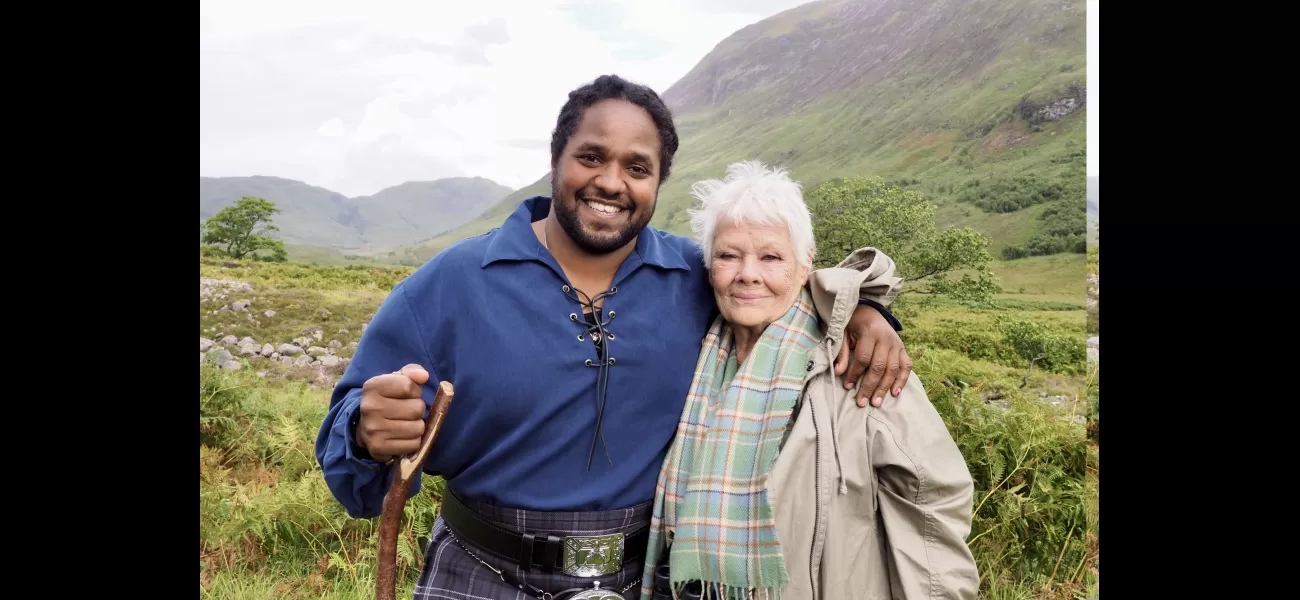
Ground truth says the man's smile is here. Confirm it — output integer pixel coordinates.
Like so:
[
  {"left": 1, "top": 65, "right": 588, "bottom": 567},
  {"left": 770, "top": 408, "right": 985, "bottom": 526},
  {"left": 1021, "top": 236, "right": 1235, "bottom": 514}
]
[{"left": 580, "top": 197, "right": 628, "bottom": 219}]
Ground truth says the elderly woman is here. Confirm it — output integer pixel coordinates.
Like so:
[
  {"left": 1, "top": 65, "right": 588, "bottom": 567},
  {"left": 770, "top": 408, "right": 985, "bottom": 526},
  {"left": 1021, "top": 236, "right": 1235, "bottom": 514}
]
[{"left": 640, "top": 161, "right": 979, "bottom": 600}]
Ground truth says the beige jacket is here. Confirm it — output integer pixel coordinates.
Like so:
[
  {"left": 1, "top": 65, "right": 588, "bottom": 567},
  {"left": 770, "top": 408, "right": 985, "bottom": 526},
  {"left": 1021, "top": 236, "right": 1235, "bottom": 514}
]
[{"left": 767, "top": 248, "right": 980, "bottom": 600}]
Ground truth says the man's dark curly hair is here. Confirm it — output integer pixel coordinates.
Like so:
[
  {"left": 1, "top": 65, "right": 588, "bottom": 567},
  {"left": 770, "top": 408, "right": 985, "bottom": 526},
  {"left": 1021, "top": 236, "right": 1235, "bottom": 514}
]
[{"left": 550, "top": 74, "right": 680, "bottom": 183}]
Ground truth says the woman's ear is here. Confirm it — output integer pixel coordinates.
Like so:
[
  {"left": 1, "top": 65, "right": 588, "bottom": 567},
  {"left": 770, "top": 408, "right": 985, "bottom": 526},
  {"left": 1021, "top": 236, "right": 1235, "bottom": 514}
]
[{"left": 802, "top": 249, "right": 816, "bottom": 284}]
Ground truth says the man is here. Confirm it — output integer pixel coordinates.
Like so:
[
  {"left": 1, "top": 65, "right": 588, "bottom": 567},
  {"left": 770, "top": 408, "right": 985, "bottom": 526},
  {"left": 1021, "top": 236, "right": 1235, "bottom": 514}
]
[{"left": 315, "top": 74, "right": 914, "bottom": 600}]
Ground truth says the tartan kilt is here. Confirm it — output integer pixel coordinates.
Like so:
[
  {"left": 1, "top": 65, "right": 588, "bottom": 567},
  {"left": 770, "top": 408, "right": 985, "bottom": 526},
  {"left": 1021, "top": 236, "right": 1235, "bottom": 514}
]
[{"left": 412, "top": 495, "right": 652, "bottom": 600}]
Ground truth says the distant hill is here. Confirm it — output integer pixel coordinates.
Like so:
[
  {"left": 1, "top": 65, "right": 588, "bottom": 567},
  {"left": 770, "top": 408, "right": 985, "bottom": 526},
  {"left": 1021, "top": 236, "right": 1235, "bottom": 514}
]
[
  {"left": 199, "top": 176, "right": 513, "bottom": 249},
  {"left": 396, "top": 0, "right": 1087, "bottom": 262}
]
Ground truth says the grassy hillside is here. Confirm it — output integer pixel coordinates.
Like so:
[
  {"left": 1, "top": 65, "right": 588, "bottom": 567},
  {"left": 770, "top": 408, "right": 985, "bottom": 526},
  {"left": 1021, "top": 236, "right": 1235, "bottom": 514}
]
[
  {"left": 1086, "top": 176, "right": 1098, "bottom": 244},
  {"left": 395, "top": 0, "right": 1086, "bottom": 264},
  {"left": 199, "top": 254, "right": 1097, "bottom": 599},
  {"left": 200, "top": 176, "right": 513, "bottom": 250},
  {"left": 283, "top": 243, "right": 365, "bottom": 266}
]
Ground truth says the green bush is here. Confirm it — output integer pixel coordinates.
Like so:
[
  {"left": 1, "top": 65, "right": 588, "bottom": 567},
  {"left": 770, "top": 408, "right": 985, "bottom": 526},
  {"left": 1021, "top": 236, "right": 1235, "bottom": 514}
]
[
  {"left": 999, "top": 317, "right": 1086, "bottom": 375},
  {"left": 956, "top": 174, "right": 1084, "bottom": 214},
  {"left": 899, "top": 314, "right": 1084, "bottom": 376},
  {"left": 1000, "top": 198, "right": 1087, "bottom": 259},
  {"left": 915, "top": 349, "right": 1093, "bottom": 596},
  {"left": 906, "top": 320, "right": 1021, "bottom": 365}
]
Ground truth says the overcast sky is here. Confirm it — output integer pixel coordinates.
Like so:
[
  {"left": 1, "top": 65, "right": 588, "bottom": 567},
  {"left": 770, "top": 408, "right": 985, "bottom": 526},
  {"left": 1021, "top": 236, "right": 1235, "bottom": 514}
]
[
  {"left": 200, "top": 0, "right": 814, "bottom": 197},
  {"left": 200, "top": 0, "right": 1098, "bottom": 197}
]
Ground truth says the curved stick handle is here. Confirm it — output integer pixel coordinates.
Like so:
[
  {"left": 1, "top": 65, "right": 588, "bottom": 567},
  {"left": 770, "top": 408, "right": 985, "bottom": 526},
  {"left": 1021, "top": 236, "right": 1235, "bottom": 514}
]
[
  {"left": 376, "top": 381, "right": 455, "bottom": 600},
  {"left": 399, "top": 381, "right": 454, "bottom": 482}
]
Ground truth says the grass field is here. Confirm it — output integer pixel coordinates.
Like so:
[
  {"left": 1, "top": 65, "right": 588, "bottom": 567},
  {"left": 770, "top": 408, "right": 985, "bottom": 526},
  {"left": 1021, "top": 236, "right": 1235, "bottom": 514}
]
[{"left": 199, "top": 254, "right": 1098, "bottom": 600}]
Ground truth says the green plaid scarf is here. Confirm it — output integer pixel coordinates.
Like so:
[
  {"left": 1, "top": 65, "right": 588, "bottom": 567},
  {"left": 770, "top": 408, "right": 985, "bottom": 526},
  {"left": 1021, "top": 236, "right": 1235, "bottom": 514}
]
[{"left": 640, "top": 288, "right": 822, "bottom": 600}]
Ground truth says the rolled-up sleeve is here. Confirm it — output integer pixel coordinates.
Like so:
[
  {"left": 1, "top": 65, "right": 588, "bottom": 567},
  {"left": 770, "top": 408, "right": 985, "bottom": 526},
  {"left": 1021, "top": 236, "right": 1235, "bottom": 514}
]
[{"left": 868, "top": 374, "right": 980, "bottom": 599}]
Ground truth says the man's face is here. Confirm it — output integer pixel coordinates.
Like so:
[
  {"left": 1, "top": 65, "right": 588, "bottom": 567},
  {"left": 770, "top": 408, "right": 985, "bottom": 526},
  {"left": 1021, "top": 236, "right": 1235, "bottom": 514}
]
[{"left": 551, "top": 98, "right": 661, "bottom": 255}]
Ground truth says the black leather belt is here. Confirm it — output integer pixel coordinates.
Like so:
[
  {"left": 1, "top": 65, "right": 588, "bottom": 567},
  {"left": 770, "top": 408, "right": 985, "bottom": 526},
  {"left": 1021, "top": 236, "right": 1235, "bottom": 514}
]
[{"left": 439, "top": 489, "right": 650, "bottom": 578}]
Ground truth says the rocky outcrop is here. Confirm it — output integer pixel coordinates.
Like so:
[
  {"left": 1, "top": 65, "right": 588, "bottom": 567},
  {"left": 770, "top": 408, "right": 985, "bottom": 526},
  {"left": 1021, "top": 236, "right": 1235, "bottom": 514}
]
[
  {"left": 202, "top": 278, "right": 280, "bottom": 327},
  {"left": 200, "top": 277, "right": 364, "bottom": 386},
  {"left": 200, "top": 334, "right": 358, "bottom": 371},
  {"left": 1017, "top": 85, "right": 1087, "bottom": 125}
]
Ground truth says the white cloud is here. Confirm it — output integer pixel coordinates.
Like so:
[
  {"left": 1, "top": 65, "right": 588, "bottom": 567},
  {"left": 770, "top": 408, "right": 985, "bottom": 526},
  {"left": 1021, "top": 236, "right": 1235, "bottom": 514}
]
[
  {"left": 199, "top": 0, "right": 808, "bottom": 197},
  {"left": 317, "top": 117, "right": 345, "bottom": 138},
  {"left": 1087, "top": 0, "right": 1098, "bottom": 177}
]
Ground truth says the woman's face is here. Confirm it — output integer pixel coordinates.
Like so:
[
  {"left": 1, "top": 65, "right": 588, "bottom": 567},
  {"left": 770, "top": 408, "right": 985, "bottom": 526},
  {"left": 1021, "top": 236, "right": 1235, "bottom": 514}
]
[{"left": 708, "top": 219, "right": 809, "bottom": 332}]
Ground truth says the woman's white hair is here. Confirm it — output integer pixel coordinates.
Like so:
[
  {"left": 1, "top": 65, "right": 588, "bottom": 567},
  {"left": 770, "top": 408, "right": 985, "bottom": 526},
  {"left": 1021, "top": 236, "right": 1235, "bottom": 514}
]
[{"left": 688, "top": 160, "right": 816, "bottom": 269}]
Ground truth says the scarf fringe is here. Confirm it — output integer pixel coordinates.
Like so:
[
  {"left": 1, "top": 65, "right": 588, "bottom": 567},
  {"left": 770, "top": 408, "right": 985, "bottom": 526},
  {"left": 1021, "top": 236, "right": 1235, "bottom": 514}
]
[{"left": 674, "top": 581, "right": 783, "bottom": 600}]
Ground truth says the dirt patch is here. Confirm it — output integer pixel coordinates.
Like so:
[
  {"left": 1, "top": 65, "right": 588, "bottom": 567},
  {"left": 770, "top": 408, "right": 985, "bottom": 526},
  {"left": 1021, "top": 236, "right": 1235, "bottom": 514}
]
[
  {"left": 978, "top": 121, "right": 1031, "bottom": 153},
  {"left": 903, "top": 129, "right": 960, "bottom": 152}
]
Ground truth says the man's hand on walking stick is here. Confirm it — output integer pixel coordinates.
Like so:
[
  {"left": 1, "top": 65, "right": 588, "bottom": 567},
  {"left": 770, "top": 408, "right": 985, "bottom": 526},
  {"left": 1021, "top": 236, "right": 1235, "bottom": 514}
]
[{"left": 361, "top": 365, "right": 454, "bottom": 600}]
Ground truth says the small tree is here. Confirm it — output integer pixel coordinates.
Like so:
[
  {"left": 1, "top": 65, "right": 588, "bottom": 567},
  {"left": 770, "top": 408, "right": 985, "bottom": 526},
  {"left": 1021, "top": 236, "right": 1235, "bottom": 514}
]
[
  {"left": 807, "top": 175, "right": 1000, "bottom": 302},
  {"left": 201, "top": 196, "right": 287, "bottom": 261},
  {"left": 999, "top": 318, "right": 1084, "bottom": 387}
]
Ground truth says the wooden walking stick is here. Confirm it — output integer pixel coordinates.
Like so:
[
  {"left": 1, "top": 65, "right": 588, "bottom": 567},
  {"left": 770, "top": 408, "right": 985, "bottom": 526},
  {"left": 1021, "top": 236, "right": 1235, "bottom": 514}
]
[{"left": 376, "top": 380, "right": 455, "bottom": 600}]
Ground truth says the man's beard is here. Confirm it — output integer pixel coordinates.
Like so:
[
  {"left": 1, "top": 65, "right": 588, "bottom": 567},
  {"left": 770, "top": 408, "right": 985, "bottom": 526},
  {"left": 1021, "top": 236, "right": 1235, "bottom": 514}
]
[{"left": 552, "top": 180, "right": 655, "bottom": 255}]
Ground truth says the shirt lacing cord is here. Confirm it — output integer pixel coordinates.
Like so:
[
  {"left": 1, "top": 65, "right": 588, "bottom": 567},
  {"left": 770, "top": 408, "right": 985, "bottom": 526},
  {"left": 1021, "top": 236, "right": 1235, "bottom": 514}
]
[{"left": 562, "top": 284, "right": 619, "bottom": 471}]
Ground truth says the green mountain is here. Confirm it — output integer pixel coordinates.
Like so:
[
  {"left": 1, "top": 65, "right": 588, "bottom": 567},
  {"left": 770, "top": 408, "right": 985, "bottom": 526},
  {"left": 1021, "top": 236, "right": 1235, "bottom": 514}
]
[
  {"left": 393, "top": 0, "right": 1087, "bottom": 263},
  {"left": 199, "top": 175, "right": 514, "bottom": 250}
]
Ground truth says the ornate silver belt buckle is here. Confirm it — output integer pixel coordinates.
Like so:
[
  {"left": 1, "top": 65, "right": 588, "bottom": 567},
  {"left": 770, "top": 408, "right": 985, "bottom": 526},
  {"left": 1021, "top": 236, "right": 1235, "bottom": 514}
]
[
  {"left": 567, "top": 581, "right": 623, "bottom": 600},
  {"left": 560, "top": 532, "right": 624, "bottom": 577}
]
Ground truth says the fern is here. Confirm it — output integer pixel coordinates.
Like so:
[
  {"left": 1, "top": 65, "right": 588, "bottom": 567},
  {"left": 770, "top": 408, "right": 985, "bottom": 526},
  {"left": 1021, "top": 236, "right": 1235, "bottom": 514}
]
[
  {"left": 987, "top": 445, "right": 1006, "bottom": 487},
  {"left": 396, "top": 534, "right": 417, "bottom": 568}
]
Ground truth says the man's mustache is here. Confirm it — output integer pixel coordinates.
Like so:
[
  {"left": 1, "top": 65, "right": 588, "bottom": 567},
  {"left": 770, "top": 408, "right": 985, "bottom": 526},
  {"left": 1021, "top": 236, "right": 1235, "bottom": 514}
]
[{"left": 577, "top": 190, "right": 631, "bottom": 209}]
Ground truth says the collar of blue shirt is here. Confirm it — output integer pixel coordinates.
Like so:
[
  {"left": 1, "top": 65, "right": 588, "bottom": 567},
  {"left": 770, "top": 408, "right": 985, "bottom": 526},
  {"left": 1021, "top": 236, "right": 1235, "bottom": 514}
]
[{"left": 480, "top": 195, "right": 694, "bottom": 274}]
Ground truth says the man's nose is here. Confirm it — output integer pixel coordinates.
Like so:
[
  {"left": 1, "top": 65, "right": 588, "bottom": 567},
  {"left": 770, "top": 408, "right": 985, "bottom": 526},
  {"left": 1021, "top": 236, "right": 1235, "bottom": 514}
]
[{"left": 592, "top": 163, "right": 624, "bottom": 197}]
